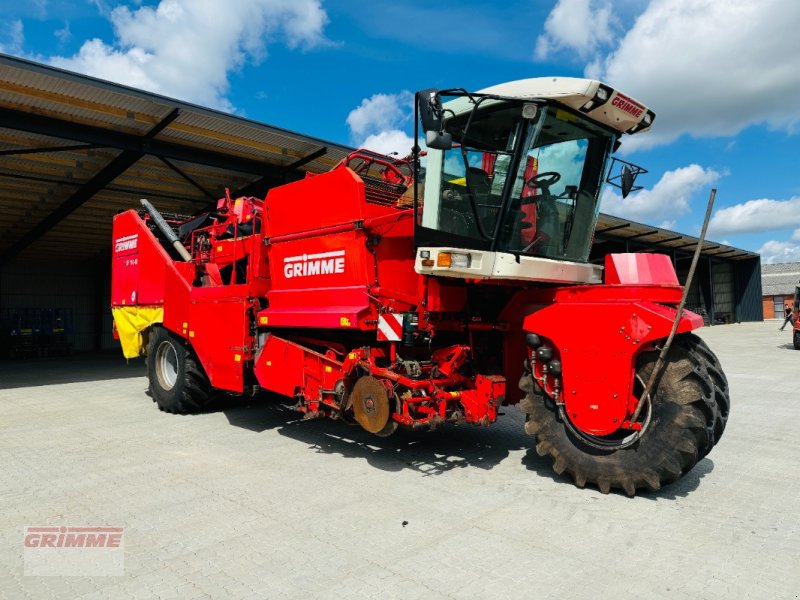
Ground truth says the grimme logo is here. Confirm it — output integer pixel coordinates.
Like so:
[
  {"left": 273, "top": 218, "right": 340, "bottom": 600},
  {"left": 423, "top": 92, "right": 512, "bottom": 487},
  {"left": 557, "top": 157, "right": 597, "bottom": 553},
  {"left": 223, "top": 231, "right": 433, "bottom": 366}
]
[
  {"left": 114, "top": 234, "right": 138, "bottom": 253},
  {"left": 25, "top": 526, "right": 123, "bottom": 548},
  {"left": 611, "top": 93, "right": 644, "bottom": 118},
  {"left": 23, "top": 526, "right": 125, "bottom": 576},
  {"left": 283, "top": 250, "right": 345, "bottom": 279}
]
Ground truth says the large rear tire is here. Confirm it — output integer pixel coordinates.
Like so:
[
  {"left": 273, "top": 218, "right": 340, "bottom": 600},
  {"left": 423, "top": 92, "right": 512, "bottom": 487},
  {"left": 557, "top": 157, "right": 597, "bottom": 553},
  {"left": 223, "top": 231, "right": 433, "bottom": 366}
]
[
  {"left": 146, "top": 326, "right": 214, "bottom": 414},
  {"left": 520, "top": 333, "right": 729, "bottom": 496}
]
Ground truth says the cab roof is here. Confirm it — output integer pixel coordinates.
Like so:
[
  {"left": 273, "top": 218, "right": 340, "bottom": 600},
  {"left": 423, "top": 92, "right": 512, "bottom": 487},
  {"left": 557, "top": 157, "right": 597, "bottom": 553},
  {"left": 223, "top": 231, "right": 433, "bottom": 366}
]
[{"left": 478, "top": 77, "right": 655, "bottom": 135}]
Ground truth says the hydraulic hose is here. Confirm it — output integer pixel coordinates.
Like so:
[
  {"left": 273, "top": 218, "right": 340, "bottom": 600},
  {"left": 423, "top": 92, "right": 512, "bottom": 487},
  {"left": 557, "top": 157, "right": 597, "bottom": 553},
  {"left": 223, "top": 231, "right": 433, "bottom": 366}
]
[{"left": 139, "top": 198, "right": 193, "bottom": 262}]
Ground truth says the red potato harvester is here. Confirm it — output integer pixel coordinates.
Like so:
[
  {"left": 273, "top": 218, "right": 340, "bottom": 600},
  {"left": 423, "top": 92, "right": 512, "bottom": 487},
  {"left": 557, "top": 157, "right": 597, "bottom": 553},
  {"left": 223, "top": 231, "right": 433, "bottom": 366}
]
[{"left": 111, "top": 77, "right": 729, "bottom": 496}]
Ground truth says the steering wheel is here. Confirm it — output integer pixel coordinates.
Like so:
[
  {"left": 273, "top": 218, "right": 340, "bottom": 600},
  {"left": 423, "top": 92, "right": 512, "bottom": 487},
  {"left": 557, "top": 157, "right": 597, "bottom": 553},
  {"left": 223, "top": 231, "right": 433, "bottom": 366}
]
[{"left": 525, "top": 171, "right": 561, "bottom": 193}]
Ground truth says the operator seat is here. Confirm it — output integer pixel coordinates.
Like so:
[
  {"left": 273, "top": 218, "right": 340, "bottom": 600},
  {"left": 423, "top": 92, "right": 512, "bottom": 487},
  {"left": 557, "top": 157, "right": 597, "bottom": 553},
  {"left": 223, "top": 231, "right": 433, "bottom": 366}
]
[{"left": 465, "top": 167, "right": 491, "bottom": 197}]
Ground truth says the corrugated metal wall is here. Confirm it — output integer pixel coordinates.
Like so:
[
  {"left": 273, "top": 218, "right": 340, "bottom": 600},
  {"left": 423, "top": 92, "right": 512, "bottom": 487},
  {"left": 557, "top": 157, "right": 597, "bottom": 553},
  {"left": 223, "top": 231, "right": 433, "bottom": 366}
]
[
  {"left": 675, "top": 262, "right": 707, "bottom": 322},
  {"left": 673, "top": 257, "right": 760, "bottom": 324},
  {"left": 734, "top": 257, "right": 764, "bottom": 322},
  {"left": 711, "top": 261, "right": 734, "bottom": 322},
  {"left": 0, "top": 258, "right": 113, "bottom": 353}
]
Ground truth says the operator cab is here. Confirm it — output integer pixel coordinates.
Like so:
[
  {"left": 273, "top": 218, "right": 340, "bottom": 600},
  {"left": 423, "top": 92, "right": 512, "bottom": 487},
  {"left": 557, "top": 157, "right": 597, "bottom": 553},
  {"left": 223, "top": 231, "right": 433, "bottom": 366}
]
[{"left": 413, "top": 77, "right": 654, "bottom": 284}]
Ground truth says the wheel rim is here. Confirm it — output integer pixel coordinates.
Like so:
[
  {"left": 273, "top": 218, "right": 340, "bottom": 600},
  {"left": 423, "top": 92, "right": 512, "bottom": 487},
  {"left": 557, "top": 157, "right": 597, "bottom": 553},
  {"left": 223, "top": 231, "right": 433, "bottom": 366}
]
[{"left": 155, "top": 340, "right": 179, "bottom": 391}]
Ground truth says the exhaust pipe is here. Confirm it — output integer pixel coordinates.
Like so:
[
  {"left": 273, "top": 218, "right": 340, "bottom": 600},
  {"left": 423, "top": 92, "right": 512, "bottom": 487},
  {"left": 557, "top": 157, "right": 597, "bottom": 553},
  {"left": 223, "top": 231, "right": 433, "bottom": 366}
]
[{"left": 139, "top": 199, "right": 193, "bottom": 262}]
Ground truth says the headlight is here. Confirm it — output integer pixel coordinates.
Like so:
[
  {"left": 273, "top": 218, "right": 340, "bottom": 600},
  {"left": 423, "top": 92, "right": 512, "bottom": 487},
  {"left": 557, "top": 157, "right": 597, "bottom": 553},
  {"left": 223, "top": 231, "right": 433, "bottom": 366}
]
[{"left": 436, "top": 251, "right": 471, "bottom": 268}]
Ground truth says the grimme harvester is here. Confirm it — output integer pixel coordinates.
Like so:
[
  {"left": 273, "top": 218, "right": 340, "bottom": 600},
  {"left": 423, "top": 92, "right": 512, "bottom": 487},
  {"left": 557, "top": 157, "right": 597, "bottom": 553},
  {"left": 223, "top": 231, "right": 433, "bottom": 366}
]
[{"left": 112, "top": 77, "right": 729, "bottom": 495}]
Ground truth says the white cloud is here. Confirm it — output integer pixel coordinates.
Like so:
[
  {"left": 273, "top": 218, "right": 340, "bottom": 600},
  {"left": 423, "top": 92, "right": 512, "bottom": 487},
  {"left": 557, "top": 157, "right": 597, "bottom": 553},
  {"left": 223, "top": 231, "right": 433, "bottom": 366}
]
[
  {"left": 535, "top": 0, "right": 614, "bottom": 60},
  {"left": 54, "top": 22, "right": 71, "bottom": 45},
  {"left": 589, "top": 0, "right": 800, "bottom": 149},
  {"left": 346, "top": 92, "right": 413, "bottom": 138},
  {"left": 758, "top": 237, "right": 800, "bottom": 264},
  {"left": 48, "top": 0, "right": 328, "bottom": 111},
  {"left": 709, "top": 196, "right": 800, "bottom": 236},
  {"left": 359, "top": 131, "right": 415, "bottom": 157},
  {"left": 601, "top": 164, "right": 719, "bottom": 224},
  {"left": 0, "top": 19, "right": 25, "bottom": 54},
  {"left": 346, "top": 91, "right": 415, "bottom": 157}
]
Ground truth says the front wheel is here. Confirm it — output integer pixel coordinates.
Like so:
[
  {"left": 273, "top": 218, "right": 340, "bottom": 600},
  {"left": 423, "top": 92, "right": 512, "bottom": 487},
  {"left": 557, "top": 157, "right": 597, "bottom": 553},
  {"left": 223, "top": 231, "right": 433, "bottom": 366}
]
[
  {"left": 520, "top": 333, "right": 729, "bottom": 496},
  {"left": 793, "top": 329, "right": 800, "bottom": 350},
  {"left": 146, "top": 327, "right": 214, "bottom": 414}
]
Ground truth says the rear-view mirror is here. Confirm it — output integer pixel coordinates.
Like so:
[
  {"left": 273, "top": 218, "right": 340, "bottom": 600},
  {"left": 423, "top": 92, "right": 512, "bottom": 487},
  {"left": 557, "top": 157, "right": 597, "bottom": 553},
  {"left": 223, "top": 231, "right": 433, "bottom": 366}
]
[
  {"left": 418, "top": 88, "right": 443, "bottom": 133},
  {"left": 621, "top": 166, "right": 635, "bottom": 198},
  {"left": 605, "top": 157, "right": 647, "bottom": 198},
  {"left": 426, "top": 130, "right": 453, "bottom": 150}
]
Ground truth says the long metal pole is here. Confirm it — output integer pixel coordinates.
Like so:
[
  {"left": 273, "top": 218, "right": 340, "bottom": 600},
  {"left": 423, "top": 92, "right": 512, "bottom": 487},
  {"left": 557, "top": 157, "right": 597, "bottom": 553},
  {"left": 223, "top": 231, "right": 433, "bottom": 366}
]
[{"left": 631, "top": 188, "right": 717, "bottom": 423}]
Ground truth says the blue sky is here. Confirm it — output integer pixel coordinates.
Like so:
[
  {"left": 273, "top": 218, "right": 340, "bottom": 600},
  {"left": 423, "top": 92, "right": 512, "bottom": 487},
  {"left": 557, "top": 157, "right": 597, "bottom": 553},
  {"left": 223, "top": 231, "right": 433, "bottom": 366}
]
[{"left": 1, "top": 0, "right": 799, "bottom": 262}]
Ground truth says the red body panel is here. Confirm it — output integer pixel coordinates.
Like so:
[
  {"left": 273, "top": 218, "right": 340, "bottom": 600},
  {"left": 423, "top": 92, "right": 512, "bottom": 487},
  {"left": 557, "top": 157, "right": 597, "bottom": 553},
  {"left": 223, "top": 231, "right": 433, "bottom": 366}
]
[
  {"left": 267, "top": 167, "right": 373, "bottom": 235},
  {"left": 264, "top": 228, "right": 375, "bottom": 330},
  {"left": 186, "top": 288, "right": 249, "bottom": 392},
  {"left": 111, "top": 210, "right": 171, "bottom": 307},
  {"left": 521, "top": 254, "right": 702, "bottom": 436},
  {"left": 254, "top": 334, "right": 342, "bottom": 400},
  {"left": 604, "top": 253, "right": 679, "bottom": 286}
]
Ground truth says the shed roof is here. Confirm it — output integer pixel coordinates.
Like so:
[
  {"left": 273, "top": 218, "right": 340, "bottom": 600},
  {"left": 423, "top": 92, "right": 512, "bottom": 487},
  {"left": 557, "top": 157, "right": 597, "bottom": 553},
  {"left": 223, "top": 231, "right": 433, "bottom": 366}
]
[
  {"left": 0, "top": 53, "right": 352, "bottom": 264},
  {"left": 594, "top": 213, "right": 758, "bottom": 262}
]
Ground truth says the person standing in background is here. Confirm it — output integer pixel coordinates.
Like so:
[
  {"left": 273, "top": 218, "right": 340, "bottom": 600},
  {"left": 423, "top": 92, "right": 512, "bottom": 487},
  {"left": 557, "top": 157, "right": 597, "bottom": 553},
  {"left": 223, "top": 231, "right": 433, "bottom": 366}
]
[{"left": 779, "top": 305, "right": 794, "bottom": 331}]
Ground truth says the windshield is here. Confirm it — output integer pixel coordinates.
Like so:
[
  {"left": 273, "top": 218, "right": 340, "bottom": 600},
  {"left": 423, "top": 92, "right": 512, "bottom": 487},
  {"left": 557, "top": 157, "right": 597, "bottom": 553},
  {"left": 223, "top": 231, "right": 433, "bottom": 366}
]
[{"left": 419, "top": 102, "right": 615, "bottom": 262}]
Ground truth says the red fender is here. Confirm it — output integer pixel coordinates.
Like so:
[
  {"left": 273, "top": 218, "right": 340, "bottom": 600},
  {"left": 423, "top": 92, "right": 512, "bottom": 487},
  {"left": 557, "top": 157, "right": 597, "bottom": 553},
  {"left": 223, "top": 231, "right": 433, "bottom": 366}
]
[{"left": 522, "top": 283, "right": 703, "bottom": 436}]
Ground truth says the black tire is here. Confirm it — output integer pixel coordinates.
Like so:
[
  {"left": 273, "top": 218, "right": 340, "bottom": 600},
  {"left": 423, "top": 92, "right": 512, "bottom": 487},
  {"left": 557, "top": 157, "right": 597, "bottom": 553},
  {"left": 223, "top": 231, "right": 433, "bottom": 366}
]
[
  {"left": 146, "top": 326, "right": 213, "bottom": 414},
  {"left": 793, "top": 329, "right": 800, "bottom": 350},
  {"left": 520, "top": 333, "right": 729, "bottom": 496}
]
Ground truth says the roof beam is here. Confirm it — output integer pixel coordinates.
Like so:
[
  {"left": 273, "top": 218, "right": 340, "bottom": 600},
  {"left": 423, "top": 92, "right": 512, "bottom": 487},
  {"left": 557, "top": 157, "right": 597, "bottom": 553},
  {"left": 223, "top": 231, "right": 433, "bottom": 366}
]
[
  {"left": 157, "top": 156, "right": 217, "bottom": 201},
  {"left": 283, "top": 146, "right": 328, "bottom": 171},
  {"left": 0, "top": 143, "right": 104, "bottom": 156},
  {"left": 0, "top": 150, "right": 142, "bottom": 265},
  {"left": 0, "top": 110, "right": 181, "bottom": 265},
  {"left": 656, "top": 236, "right": 684, "bottom": 244},
  {"left": 623, "top": 229, "right": 659, "bottom": 241},
  {"left": 595, "top": 223, "right": 631, "bottom": 235},
  {"left": 0, "top": 106, "right": 283, "bottom": 178}
]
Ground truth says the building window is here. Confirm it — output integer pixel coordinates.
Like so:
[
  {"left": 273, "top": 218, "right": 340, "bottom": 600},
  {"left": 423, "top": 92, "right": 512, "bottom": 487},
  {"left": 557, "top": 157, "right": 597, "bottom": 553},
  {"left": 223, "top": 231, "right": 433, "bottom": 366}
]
[{"left": 774, "top": 296, "right": 786, "bottom": 319}]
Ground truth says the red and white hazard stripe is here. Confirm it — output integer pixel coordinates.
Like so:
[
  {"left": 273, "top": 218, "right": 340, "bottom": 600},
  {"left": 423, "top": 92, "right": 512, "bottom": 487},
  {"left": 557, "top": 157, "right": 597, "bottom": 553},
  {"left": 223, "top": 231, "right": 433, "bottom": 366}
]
[{"left": 377, "top": 313, "right": 404, "bottom": 341}]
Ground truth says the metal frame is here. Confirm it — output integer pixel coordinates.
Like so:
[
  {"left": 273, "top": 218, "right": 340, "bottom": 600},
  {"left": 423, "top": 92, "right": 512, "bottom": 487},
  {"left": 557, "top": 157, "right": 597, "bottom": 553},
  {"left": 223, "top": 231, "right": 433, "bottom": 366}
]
[{"left": 0, "top": 109, "right": 182, "bottom": 264}]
